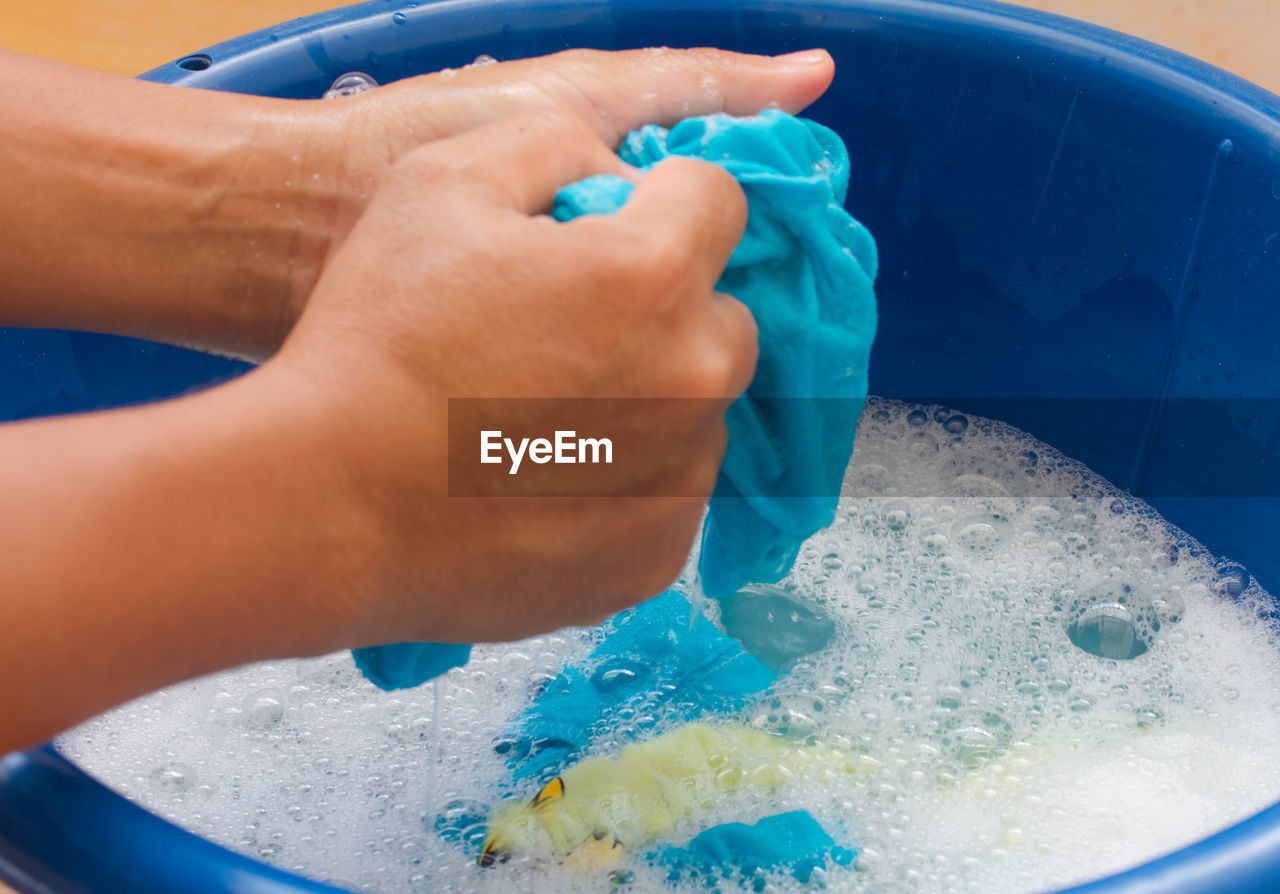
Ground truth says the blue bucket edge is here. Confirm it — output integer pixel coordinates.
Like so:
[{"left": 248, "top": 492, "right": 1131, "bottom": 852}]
[{"left": 2, "top": 1, "right": 1280, "bottom": 892}]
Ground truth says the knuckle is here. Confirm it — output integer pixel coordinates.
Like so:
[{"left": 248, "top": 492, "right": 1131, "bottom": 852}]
[
  {"left": 682, "top": 345, "right": 738, "bottom": 397},
  {"left": 681, "top": 156, "right": 746, "bottom": 211},
  {"left": 625, "top": 224, "right": 696, "bottom": 287},
  {"left": 666, "top": 158, "right": 748, "bottom": 234}
]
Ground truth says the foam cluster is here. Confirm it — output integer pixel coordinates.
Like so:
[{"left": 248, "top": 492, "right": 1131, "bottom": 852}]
[{"left": 59, "top": 399, "right": 1280, "bottom": 893}]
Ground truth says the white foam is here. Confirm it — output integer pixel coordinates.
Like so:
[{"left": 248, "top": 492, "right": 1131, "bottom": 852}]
[{"left": 59, "top": 399, "right": 1280, "bottom": 893}]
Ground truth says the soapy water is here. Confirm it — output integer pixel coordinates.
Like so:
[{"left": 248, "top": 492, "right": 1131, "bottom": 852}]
[{"left": 59, "top": 399, "right": 1280, "bottom": 893}]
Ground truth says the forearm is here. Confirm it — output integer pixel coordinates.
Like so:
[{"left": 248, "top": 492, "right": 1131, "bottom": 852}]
[
  {"left": 0, "top": 367, "right": 380, "bottom": 752},
  {"left": 0, "top": 50, "right": 354, "bottom": 360}
]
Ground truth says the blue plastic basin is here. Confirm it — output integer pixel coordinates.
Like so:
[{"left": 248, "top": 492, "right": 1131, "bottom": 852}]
[{"left": 5, "top": 0, "right": 1280, "bottom": 891}]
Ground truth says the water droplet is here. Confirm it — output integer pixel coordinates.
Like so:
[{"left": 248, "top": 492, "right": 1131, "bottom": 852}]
[
  {"left": 322, "top": 72, "right": 378, "bottom": 99},
  {"left": 392, "top": 11, "right": 407, "bottom": 24},
  {"left": 492, "top": 734, "right": 530, "bottom": 761},
  {"left": 590, "top": 659, "right": 649, "bottom": 693}
]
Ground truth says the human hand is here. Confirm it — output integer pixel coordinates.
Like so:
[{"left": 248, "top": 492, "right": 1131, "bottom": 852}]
[
  {"left": 326, "top": 46, "right": 835, "bottom": 182},
  {"left": 279, "top": 47, "right": 834, "bottom": 356},
  {"left": 0, "top": 79, "right": 764, "bottom": 750},
  {"left": 0, "top": 47, "right": 831, "bottom": 362},
  {"left": 266, "top": 108, "right": 757, "bottom": 646}
]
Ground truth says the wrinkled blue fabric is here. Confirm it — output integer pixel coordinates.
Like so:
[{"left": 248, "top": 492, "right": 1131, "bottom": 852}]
[
  {"left": 352, "top": 641, "right": 471, "bottom": 690},
  {"left": 496, "top": 588, "right": 775, "bottom": 784},
  {"left": 353, "top": 110, "right": 877, "bottom": 689},
  {"left": 590, "top": 111, "right": 879, "bottom": 598},
  {"left": 650, "top": 810, "right": 856, "bottom": 886}
]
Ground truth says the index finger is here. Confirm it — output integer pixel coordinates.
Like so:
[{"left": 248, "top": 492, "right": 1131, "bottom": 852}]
[{"left": 378, "top": 47, "right": 835, "bottom": 149}]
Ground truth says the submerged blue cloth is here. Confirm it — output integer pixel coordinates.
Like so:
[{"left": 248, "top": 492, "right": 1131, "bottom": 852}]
[
  {"left": 496, "top": 588, "right": 775, "bottom": 784},
  {"left": 650, "top": 810, "right": 856, "bottom": 886},
  {"left": 353, "top": 110, "right": 877, "bottom": 690}
]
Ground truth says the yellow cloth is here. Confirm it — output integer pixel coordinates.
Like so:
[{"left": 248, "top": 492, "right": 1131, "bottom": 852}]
[{"left": 484, "top": 723, "right": 857, "bottom": 860}]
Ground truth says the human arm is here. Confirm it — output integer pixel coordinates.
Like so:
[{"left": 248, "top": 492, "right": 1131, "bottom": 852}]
[
  {"left": 0, "top": 46, "right": 832, "bottom": 360},
  {"left": 0, "top": 110, "right": 758, "bottom": 754}
]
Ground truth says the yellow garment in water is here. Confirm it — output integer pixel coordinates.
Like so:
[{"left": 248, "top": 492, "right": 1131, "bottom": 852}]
[{"left": 483, "top": 723, "right": 857, "bottom": 862}]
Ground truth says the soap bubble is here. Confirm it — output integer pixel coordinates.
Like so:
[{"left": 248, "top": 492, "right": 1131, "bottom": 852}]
[
  {"left": 951, "top": 512, "right": 1012, "bottom": 553},
  {"left": 719, "top": 584, "right": 837, "bottom": 672},
  {"left": 1217, "top": 562, "right": 1251, "bottom": 598},
  {"left": 148, "top": 763, "right": 198, "bottom": 794},
  {"left": 55, "top": 399, "right": 1280, "bottom": 894},
  {"left": 242, "top": 691, "right": 286, "bottom": 729},
  {"left": 1063, "top": 581, "right": 1181, "bottom": 661}
]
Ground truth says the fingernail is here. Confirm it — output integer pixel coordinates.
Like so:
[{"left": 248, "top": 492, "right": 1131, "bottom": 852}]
[{"left": 772, "top": 49, "right": 828, "bottom": 67}]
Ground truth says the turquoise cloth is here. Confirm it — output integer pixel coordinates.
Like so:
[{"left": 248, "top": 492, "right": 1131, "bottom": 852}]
[
  {"left": 352, "top": 641, "right": 470, "bottom": 690},
  {"left": 650, "top": 810, "right": 856, "bottom": 887},
  {"left": 354, "top": 110, "right": 877, "bottom": 690},
  {"left": 494, "top": 588, "right": 776, "bottom": 784},
  {"left": 607, "top": 111, "right": 879, "bottom": 598}
]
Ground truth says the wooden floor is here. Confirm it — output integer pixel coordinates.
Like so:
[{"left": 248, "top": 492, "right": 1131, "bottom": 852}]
[
  {"left": 2, "top": 0, "right": 1279, "bottom": 92},
  {"left": 0, "top": 3, "right": 1275, "bottom": 894}
]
